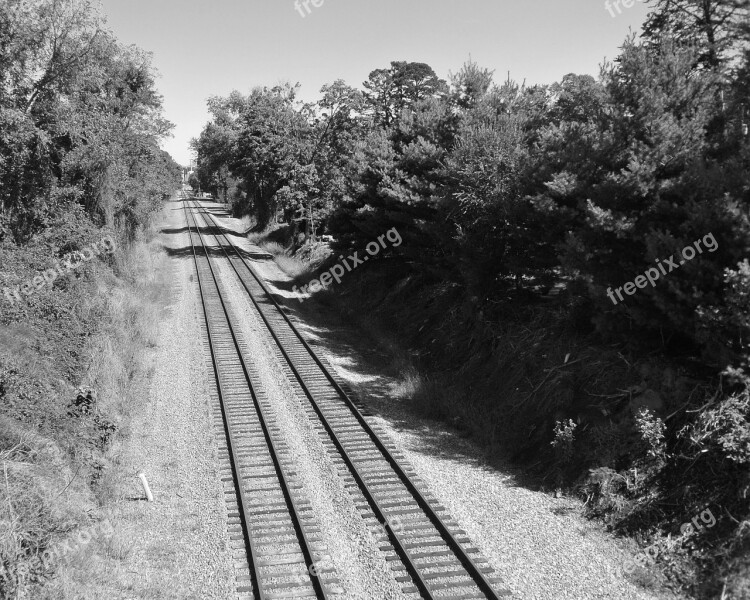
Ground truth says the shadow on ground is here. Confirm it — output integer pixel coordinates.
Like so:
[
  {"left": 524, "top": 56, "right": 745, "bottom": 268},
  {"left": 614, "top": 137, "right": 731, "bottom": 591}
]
[
  {"left": 282, "top": 300, "right": 534, "bottom": 490},
  {"left": 184, "top": 201, "right": 541, "bottom": 494},
  {"left": 160, "top": 201, "right": 273, "bottom": 262}
]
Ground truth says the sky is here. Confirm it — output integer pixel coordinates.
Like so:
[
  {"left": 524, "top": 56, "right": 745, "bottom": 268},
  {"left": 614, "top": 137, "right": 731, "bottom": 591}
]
[{"left": 100, "top": 0, "right": 652, "bottom": 166}]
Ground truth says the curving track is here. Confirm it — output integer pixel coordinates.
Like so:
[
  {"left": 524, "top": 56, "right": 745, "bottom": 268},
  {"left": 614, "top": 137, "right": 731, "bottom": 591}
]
[{"left": 187, "top": 199, "right": 513, "bottom": 600}]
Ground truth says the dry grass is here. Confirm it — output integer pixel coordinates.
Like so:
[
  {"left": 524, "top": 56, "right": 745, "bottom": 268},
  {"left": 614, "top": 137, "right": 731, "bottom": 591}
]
[
  {"left": 250, "top": 237, "right": 315, "bottom": 281},
  {"left": 33, "top": 519, "right": 132, "bottom": 600},
  {"left": 0, "top": 215, "right": 169, "bottom": 598},
  {"left": 238, "top": 215, "right": 254, "bottom": 235},
  {"left": 272, "top": 253, "right": 313, "bottom": 280},
  {"left": 0, "top": 423, "right": 94, "bottom": 597},
  {"left": 392, "top": 368, "right": 460, "bottom": 422}
]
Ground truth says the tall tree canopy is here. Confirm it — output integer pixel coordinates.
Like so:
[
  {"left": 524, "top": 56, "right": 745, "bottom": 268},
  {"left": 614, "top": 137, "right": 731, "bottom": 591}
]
[
  {"left": 0, "top": 0, "right": 180, "bottom": 242},
  {"left": 194, "top": 31, "right": 750, "bottom": 361}
]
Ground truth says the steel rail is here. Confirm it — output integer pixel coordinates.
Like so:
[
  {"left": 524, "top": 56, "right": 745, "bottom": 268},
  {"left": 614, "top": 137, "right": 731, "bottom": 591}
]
[
  {"left": 184, "top": 201, "right": 331, "bottom": 600},
  {"left": 194, "top": 201, "right": 512, "bottom": 599}
]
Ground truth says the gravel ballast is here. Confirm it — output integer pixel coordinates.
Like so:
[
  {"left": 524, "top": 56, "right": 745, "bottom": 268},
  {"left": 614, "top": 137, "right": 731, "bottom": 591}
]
[
  {"left": 97, "top": 201, "right": 237, "bottom": 599},
  {"left": 203, "top": 203, "right": 681, "bottom": 600},
  {"left": 201, "top": 210, "right": 409, "bottom": 600}
]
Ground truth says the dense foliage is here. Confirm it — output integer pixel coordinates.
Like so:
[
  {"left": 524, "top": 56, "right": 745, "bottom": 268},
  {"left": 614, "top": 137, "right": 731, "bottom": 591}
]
[
  {"left": 195, "top": 1, "right": 750, "bottom": 367},
  {"left": 0, "top": 2, "right": 180, "bottom": 596},
  {"left": 194, "top": 1, "right": 750, "bottom": 594},
  {"left": 0, "top": 0, "right": 180, "bottom": 244}
]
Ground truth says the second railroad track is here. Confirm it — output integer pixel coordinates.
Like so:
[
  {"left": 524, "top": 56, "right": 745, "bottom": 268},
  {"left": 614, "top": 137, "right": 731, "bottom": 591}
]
[{"left": 186, "top": 199, "right": 513, "bottom": 600}]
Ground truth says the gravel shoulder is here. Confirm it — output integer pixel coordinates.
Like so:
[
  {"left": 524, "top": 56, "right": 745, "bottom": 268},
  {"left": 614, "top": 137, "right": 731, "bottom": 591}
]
[
  {"left": 201, "top": 209, "right": 408, "bottom": 600},
  {"left": 205, "top": 203, "right": 683, "bottom": 600},
  {"left": 89, "top": 200, "right": 237, "bottom": 599}
]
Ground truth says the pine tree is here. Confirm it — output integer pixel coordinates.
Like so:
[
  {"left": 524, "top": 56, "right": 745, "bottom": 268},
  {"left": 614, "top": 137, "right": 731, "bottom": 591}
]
[{"left": 642, "top": 0, "right": 750, "bottom": 72}]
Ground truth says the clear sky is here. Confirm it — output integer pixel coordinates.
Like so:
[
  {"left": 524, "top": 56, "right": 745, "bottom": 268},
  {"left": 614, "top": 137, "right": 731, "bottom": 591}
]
[{"left": 100, "top": 0, "right": 651, "bottom": 166}]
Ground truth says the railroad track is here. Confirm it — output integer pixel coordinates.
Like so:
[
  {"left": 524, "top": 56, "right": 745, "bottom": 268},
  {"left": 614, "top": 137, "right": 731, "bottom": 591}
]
[
  {"left": 188, "top": 199, "right": 513, "bottom": 600},
  {"left": 184, "top": 203, "right": 343, "bottom": 600}
]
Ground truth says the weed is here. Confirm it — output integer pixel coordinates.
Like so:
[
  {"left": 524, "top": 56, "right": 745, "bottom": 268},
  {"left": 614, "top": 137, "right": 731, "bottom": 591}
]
[{"left": 0, "top": 210, "right": 167, "bottom": 598}]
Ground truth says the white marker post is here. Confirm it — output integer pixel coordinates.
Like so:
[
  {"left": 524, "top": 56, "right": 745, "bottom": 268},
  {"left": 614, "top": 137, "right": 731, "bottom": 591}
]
[{"left": 138, "top": 472, "right": 154, "bottom": 502}]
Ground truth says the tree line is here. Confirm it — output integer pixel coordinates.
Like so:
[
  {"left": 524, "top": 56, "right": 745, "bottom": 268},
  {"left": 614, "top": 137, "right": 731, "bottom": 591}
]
[
  {"left": 193, "top": 0, "right": 750, "bottom": 369},
  {"left": 0, "top": 0, "right": 181, "bottom": 245}
]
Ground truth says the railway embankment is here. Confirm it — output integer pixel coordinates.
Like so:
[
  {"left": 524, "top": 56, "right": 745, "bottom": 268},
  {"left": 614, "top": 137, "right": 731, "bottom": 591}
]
[
  {"left": 0, "top": 203, "right": 176, "bottom": 598},
  {"left": 204, "top": 201, "right": 681, "bottom": 600}
]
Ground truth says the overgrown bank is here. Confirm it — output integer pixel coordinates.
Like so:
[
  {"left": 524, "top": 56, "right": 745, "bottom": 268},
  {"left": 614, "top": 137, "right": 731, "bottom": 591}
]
[
  {"left": 0, "top": 210, "right": 171, "bottom": 598},
  {"left": 1, "top": 0, "right": 181, "bottom": 593},
  {"left": 251, "top": 226, "right": 749, "bottom": 600},
  {"left": 0, "top": 210, "right": 172, "bottom": 598}
]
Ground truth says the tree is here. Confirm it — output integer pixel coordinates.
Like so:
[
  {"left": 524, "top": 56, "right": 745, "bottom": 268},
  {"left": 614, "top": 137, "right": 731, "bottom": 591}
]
[
  {"left": 314, "top": 80, "right": 365, "bottom": 157},
  {"left": 188, "top": 173, "right": 201, "bottom": 193},
  {"left": 643, "top": 0, "right": 750, "bottom": 71},
  {"left": 229, "top": 85, "right": 313, "bottom": 229},
  {"left": 0, "top": 0, "right": 179, "bottom": 241},
  {"left": 449, "top": 60, "right": 494, "bottom": 109},
  {"left": 533, "top": 38, "right": 750, "bottom": 361},
  {"left": 363, "top": 61, "right": 447, "bottom": 128},
  {"left": 191, "top": 123, "right": 236, "bottom": 201}
]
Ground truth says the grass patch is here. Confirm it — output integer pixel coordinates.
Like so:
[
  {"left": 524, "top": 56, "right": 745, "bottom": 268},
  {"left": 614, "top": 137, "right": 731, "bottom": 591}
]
[
  {"left": 0, "top": 212, "right": 169, "bottom": 598},
  {"left": 242, "top": 227, "right": 322, "bottom": 281}
]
